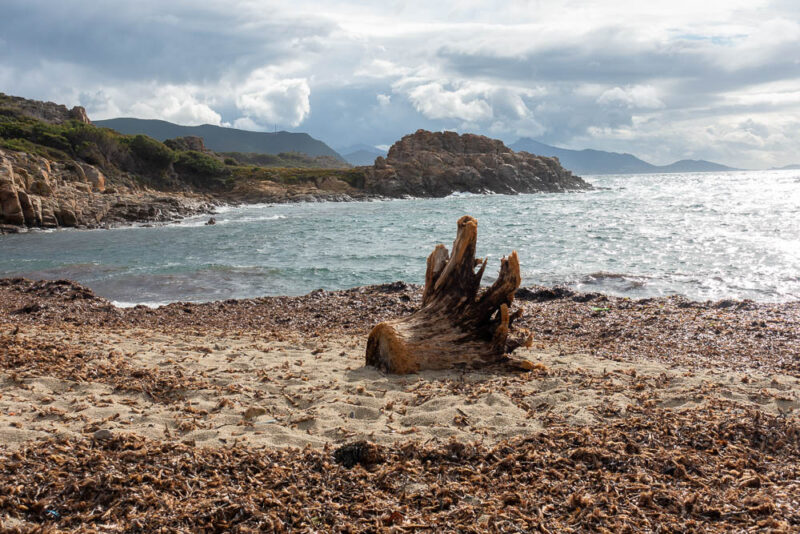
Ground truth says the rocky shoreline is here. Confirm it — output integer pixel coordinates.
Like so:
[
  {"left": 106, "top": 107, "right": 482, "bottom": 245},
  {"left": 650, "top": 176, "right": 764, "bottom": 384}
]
[
  {"left": 1, "top": 94, "right": 593, "bottom": 232},
  {"left": 0, "top": 147, "right": 218, "bottom": 233}
]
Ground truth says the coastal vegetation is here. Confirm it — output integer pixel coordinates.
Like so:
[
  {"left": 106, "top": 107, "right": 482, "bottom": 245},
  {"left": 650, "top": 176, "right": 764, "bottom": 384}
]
[{"left": 0, "top": 93, "right": 358, "bottom": 193}]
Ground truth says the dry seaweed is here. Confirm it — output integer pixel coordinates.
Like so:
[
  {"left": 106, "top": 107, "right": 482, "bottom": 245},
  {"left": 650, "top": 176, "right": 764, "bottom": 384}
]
[
  {"left": 1, "top": 407, "right": 798, "bottom": 532},
  {"left": 2, "top": 277, "right": 799, "bottom": 532}
]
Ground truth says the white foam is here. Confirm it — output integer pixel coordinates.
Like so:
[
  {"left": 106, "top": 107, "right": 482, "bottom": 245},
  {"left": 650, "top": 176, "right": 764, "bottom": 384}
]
[
  {"left": 227, "top": 214, "right": 287, "bottom": 224},
  {"left": 111, "top": 300, "right": 172, "bottom": 309}
]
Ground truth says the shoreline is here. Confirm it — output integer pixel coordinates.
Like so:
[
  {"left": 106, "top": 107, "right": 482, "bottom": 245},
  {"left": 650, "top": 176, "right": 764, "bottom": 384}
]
[
  {"left": 0, "top": 186, "right": 599, "bottom": 234},
  {"left": 2, "top": 277, "right": 798, "bottom": 375},
  {"left": 2, "top": 277, "right": 798, "bottom": 531}
]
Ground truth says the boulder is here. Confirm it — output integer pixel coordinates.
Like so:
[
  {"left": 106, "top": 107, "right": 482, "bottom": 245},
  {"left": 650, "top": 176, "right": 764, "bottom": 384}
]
[
  {"left": 30, "top": 196, "right": 43, "bottom": 226},
  {"left": 30, "top": 178, "right": 54, "bottom": 196},
  {"left": 0, "top": 156, "right": 17, "bottom": 187},
  {"left": 17, "top": 190, "right": 37, "bottom": 226},
  {"left": 40, "top": 204, "right": 58, "bottom": 227},
  {"left": 57, "top": 208, "right": 79, "bottom": 227},
  {"left": 69, "top": 106, "right": 91, "bottom": 124},
  {"left": 64, "top": 162, "right": 87, "bottom": 182},
  {"left": 0, "top": 183, "right": 24, "bottom": 225},
  {"left": 80, "top": 164, "right": 106, "bottom": 192}
]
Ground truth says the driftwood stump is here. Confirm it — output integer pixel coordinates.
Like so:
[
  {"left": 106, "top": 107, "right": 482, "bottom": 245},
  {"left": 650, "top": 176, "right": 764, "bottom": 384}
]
[{"left": 366, "top": 215, "right": 532, "bottom": 374}]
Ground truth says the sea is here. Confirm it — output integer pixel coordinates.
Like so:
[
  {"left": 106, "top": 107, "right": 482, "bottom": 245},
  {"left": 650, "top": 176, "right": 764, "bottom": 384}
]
[{"left": 1, "top": 170, "right": 798, "bottom": 307}]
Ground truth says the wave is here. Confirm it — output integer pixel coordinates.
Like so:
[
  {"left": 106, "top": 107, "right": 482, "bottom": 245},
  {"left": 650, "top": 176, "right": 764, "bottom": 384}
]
[
  {"left": 175, "top": 214, "right": 288, "bottom": 227},
  {"left": 446, "top": 190, "right": 495, "bottom": 198},
  {"left": 579, "top": 271, "right": 650, "bottom": 289},
  {"left": 227, "top": 214, "right": 287, "bottom": 224},
  {"left": 111, "top": 300, "right": 172, "bottom": 309}
]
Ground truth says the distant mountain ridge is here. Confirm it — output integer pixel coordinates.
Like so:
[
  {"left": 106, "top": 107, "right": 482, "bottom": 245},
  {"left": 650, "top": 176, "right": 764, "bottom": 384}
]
[
  {"left": 771, "top": 163, "right": 800, "bottom": 170},
  {"left": 336, "top": 144, "right": 388, "bottom": 166},
  {"left": 510, "top": 138, "right": 737, "bottom": 175},
  {"left": 95, "top": 118, "right": 345, "bottom": 161}
]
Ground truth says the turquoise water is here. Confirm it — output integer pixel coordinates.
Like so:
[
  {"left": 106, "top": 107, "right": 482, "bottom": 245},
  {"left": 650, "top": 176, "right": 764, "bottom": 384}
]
[{"left": 1, "top": 170, "right": 799, "bottom": 305}]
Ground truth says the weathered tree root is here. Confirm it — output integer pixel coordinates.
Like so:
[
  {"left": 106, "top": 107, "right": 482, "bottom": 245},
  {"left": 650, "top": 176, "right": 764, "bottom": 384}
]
[{"left": 366, "top": 215, "right": 532, "bottom": 374}]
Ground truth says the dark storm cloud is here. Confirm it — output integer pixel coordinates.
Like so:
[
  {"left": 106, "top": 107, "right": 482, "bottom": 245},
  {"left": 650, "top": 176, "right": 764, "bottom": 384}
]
[
  {"left": 0, "top": 0, "right": 334, "bottom": 83},
  {"left": 437, "top": 36, "right": 711, "bottom": 85}
]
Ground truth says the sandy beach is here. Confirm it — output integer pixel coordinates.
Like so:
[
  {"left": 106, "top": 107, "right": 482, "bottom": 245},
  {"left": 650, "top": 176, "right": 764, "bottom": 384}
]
[{"left": 1, "top": 278, "right": 799, "bottom": 531}]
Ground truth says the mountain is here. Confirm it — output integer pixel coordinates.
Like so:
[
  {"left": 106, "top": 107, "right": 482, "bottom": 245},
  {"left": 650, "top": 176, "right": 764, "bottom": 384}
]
[
  {"left": 336, "top": 144, "right": 388, "bottom": 166},
  {"left": 95, "top": 118, "right": 344, "bottom": 161},
  {"left": 771, "top": 163, "right": 800, "bottom": 170},
  {"left": 510, "top": 138, "right": 737, "bottom": 175},
  {"left": 656, "top": 159, "right": 738, "bottom": 173}
]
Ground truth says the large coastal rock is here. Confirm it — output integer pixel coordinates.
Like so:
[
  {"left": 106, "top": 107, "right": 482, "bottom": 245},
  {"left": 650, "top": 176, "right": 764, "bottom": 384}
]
[
  {"left": 364, "top": 130, "right": 591, "bottom": 197},
  {"left": 0, "top": 148, "right": 213, "bottom": 231},
  {"left": 0, "top": 92, "right": 90, "bottom": 124}
]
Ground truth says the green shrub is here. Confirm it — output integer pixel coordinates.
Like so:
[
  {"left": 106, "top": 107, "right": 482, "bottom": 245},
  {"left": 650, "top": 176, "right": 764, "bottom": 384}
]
[
  {"left": 0, "top": 137, "right": 70, "bottom": 160},
  {"left": 130, "top": 134, "right": 174, "bottom": 170},
  {"left": 174, "top": 150, "right": 228, "bottom": 187}
]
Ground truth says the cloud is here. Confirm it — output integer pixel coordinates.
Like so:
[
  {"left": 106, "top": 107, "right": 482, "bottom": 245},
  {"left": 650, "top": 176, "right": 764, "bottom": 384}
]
[
  {"left": 231, "top": 117, "right": 261, "bottom": 131},
  {"left": 77, "top": 85, "right": 221, "bottom": 126},
  {"left": 406, "top": 82, "right": 492, "bottom": 121},
  {"left": 597, "top": 85, "right": 665, "bottom": 109},
  {"left": 130, "top": 86, "right": 222, "bottom": 126},
  {"left": 235, "top": 68, "right": 311, "bottom": 128}
]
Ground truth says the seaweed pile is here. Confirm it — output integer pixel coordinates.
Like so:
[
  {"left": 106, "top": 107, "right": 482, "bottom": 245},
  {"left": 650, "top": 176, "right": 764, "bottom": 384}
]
[{"left": 1, "top": 407, "right": 797, "bottom": 532}]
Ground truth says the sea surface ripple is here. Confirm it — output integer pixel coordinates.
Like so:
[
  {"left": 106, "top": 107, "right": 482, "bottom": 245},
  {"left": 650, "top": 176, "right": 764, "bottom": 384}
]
[{"left": 1, "top": 170, "right": 798, "bottom": 306}]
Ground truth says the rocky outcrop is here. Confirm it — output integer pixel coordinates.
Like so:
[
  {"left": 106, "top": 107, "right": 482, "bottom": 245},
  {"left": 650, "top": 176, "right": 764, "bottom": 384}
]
[
  {"left": 0, "top": 148, "right": 213, "bottom": 232},
  {"left": 0, "top": 92, "right": 90, "bottom": 124},
  {"left": 364, "top": 130, "right": 591, "bottom": 197},
  {"left": 224, "top": 175, "right": 372, "bottom": 204}
]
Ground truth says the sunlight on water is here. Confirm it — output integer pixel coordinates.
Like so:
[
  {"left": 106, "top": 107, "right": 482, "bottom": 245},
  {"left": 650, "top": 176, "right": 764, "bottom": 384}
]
[{"left": 1, "top": 170, "right": 798, "bottom": 304}]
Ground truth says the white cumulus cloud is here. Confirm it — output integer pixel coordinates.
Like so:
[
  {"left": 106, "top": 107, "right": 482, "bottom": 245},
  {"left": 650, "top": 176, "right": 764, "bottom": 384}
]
[
  {"left": 84, "top": 85, "right": 221, "bottom": 125},
  {"left": 376, "top": 93, "right": 391, "bottom": 106},
  {"left": 597, "top": 85, "right": 665, "bottom": 109},
  {"left": 406, "top": 82, "right": 493, "bottom": 121},
  {"left": 235, "top": 68, "right": 311, "bottom": 128}
]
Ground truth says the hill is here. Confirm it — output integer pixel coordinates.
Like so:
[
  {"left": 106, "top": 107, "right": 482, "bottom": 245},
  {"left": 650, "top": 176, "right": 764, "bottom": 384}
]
[
  {"left": 511, "top": 138, "right": 737, "bottom": 175},
  {"left": 337, "top": 144, "right": 388, "bottom": 166},
  {"left": 656, "top": 159, "right": 738, "bottom": 173},
  {"left": 95, "top": 118, "right": 344, "bottom": 161}
]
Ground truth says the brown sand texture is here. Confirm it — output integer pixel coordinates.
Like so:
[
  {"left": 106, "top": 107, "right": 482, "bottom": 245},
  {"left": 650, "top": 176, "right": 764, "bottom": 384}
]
[{"left": 2, "top": 324, "right": 797, "bottom": 451}]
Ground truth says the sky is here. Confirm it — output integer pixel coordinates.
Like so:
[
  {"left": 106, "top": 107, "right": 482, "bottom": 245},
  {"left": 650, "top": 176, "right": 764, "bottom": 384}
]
[{"left": 1, "top": 0, "right": 799, "bottom": 168}]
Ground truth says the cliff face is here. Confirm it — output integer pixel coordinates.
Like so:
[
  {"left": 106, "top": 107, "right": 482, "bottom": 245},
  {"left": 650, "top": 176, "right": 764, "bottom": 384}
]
[
  {"left": 0, "top": 148, "right": 211, "bottom": 231},
  {"left": 364, "top": 130, "right": 591, "bottom": 197}
]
